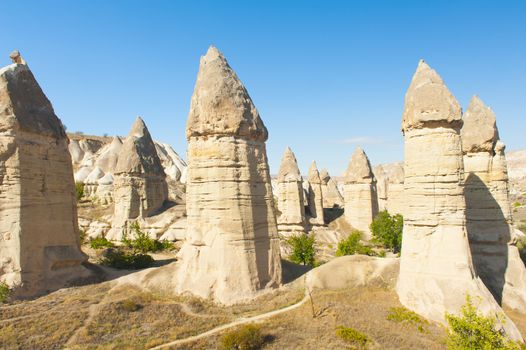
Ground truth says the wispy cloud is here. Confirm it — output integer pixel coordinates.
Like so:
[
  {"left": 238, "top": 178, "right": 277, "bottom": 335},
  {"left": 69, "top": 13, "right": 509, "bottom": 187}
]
[{"left": 336, "top": 136, "right": 388, "bottom": 145}]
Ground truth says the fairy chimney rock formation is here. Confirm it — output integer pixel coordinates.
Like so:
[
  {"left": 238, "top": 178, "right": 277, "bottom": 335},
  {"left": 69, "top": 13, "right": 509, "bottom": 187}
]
[
  {"left": 396, "top": 60, "right": 522, "bottom": 340},
  {"left": 0, "top": 54, "right": 90, "bottom": 298},
  {"left": 461, "top": 96, "right": 526, "bottom": 313},
  {"left": 276, "top": 147, "right": 306, "bottom": 235},
  {"left": 343, "top": 147, "right": 378, "bottom": 239},
  {"left": 307, "top": 161, "right": 325, "bottom": 225},
  {"left": 107, "top": 117, "right": 168, "bottom": 240},
  {"left": 320, "top": 168, "right": 344, "bottom": 208},
  {"left": 173, "top": 46, "right": 282, "bottom": 304}
]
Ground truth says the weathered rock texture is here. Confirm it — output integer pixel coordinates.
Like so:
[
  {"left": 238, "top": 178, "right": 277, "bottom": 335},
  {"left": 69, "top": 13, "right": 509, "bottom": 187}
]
[
  {"left": 276, "top": 147, "right": 306, "bottom": 236},
  {"left": 106, "top": 117, "right": 168, "bottom": 240},
  {"left": 320, "top": 168, "right": 344, "bottom": 208},
  {"left": 461, "top": 96, "right": 526, "bottom": 313},
  {"left": 343, "top": 147, "right": 378, "bottom": 239},
  {"left": 396, "top": 61, "right": 521, "bottom": 340},
  {"left": 307, "top": 161, "right": 325, "bottom": 225},
  {"left": 0, "top": 56, "right": 90, "bottom": 298},
  {"left": 171, "top": 46, "right": 281, "bottom": 304}
]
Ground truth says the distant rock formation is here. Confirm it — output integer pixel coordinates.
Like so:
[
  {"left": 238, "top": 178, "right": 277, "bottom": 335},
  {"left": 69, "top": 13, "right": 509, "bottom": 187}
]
[
  {"left": 307, "top": 161, "right": 325, "bottom": 225},
  {"left": 320, "top": 168, "right": 344, "bottom": 208},
  {"left": 343, "top": 147, "right": 379, "bottom": 239},
  {"left": 396, "top": 60, "right": 521, "bottom": 340},
  {"left": 276, "top": 147, "right": 306, "bottom": 236},
  {"left": 0, "top": 53, "right": 91, "bottom": 298},
  {"left": 106, "top": 117, "right": 168, "bottom": 240},
  {"left": 374, "top": 162, "right": 405, "bottom": 215},
  {"left": 170, "top": 46, "right": 281, "bottom": 304},
  {"left": 461, "top": 96, "right": 526, "bottom": 313}
]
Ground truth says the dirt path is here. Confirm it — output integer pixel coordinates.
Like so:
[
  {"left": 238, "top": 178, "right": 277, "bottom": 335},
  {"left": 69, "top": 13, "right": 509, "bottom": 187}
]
[{"left": 149, "top": 293, "right": 310, "bottom": 349}]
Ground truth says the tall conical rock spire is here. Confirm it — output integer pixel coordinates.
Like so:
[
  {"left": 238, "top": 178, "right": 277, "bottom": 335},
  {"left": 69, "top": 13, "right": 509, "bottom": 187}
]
[
  {"left": 186, "top": 46, "right": 268, "bottom": 141},
  {"left": 344, "top": 146, "right": 374, "bottom": 183},
  {"left": 461, "top": 95, "right": 499, "bottom": 153},
  {"left": 277, "top": 146, "right": 302, "bottom": 181},
  {"left": 307, "top": 161, "right": 324, "bottom": 225}
]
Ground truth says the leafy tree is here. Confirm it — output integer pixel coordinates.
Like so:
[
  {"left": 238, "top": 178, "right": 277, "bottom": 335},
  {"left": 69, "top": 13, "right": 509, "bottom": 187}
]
[
  {"left": 286, "top": 234, "right": 316, "bottom": 266},
  {"left": 370, "top": 210, "right": 403, "bottom": 253},
  {"left": 336, "top": 230, "right": 375, "bottom": 256},
  {"left": 445, "top": 295, "right": 524, "bottom": 350}
]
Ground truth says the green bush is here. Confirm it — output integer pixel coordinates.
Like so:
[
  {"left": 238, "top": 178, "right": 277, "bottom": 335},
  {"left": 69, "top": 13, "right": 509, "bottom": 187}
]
[
  {"left": 517, "top": 237, "right": 526, "bottom": 265},
  {"left": 445, "top": 295, "right": 524, "bottom": 350},
  {"left": 123, "top": 221, "right": 175, "bottom": 253},
  {"left": 513, "top": 202, "right": 522, "bottom": 208},
  {"left": 219, "top": 324, "right": 265, "bottom": 350},
  {"left": 100, "top": 250, "right": 154, "bottom": 270},
  {"left": 370, "top": 210, "right": 403, "bottom": 253},
  {"left": 75, "top": 182, "right": 85, "bottom": 201},
  {"left": 336, "top": 230, "right": 375, "bottom": 257},
  {"left": 286, "top": 234, "right": 316, "bottom": 266},
  {"left": 335, "top": 326, "right": 369, "bottom": 348},
  {"left": 89, "top": 236, "right": 115, "bottom": 249},
  {"left": 387, "top": 307, "right": 427, "bottom": 333},
  {"left": 0, "top": 281, "right": 10, "bottom": 303}
]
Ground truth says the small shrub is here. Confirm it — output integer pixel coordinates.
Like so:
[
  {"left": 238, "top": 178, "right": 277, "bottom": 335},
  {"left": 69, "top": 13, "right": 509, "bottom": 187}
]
[
  {"left": 219, "top": 324, "right": 265, "bottom": 350},
  {"left": 286, "top": 234, "right": 316, "bottom": 266},
  {"left": 513, "top": 202, "right": 522, "bottom": 208},
  {"left": 445, "top": 295, "right": 524, "bottom": 350},
  {"left": 124, "top": 221, "right": 174, "bottom": 253},
  {"left": 387, "top": 307, "right": 427, "bottom": 332},
  {"left": 370, "top": 210, "right": 403, "bottom": 253},
  {"left": 517, "top": 237, "right": 526, "bottom": 265},
  {"left": 89, "top": 236, "right": 115, "bottom": 249},
  {"left": 117, "top": 299, "right": 142, "bottom": 312},
  {"left": 100, "top": 250, "right": 154, "bottom": 269},
  {"left": 336, "top": 230, "right": 375, "bottom": 257},
  {"left": 0, "top": 281, "right": 10, "bottom": 303},
  {"left": 335, "top": 326, "right": 369, "bottom": 348},
  {"left": 75, "top": 182, "right": 85, "bottom": 201}
]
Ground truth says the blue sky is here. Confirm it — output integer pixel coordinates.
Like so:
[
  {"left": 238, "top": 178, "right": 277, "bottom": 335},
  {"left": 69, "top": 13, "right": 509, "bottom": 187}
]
[{"left": 1, "top": 1, "right": 525, "bottom": 175}]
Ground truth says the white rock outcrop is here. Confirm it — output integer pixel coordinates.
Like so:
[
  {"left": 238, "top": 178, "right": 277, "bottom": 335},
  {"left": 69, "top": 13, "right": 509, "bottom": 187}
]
[
  {"left": 343, "top": 147, "right": 379, "bottom": 239},
  {"left": 320, "top": 168, "right": 344, "bottom": 208},
  {"left": 276, "top": 147, "right": 306, "bottom": 236},
  {"left": 106, "top": 117, "right": 168, "bottom": 241},
  {"left": 307, "top": 161, "right": 325, "bottom": 226},
  {"left": 0, "top": 54, "right": 90, "bottom": 298},
  {"left": 461, "top": 96, "right": 526, "bottom": 313},
  {"left": 396, "top": 60, "right": 522, "bottom": 340},
  {"left": 159, "top": 46, "right": 282, "bottom": 304}
]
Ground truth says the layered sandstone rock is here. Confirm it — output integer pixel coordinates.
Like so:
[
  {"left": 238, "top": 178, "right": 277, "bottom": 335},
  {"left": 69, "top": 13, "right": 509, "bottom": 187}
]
[
  {"left": 396, "top": 61, "right": 521, "bottom": 340},
  {"left": 307, "top": 161, "right": 325, "bottom": 225},
  {"left": 0, "top": 53, "right": 90, "bottom": 298},
  {"left": 106, "top": 117, "right": 168, "bottom": 240},
  {"left": 160, "top": 46, "right": 282, "bottom": 304},
  {"left": 343, "top": 147, "right": 378, "bottom": 239},
  {"left": 320, "top": 168, "right": 344, "bottom": 208},
  {"left": 461, "top": 96, "right": 526, "bottom": 312},
  {"left": 276, "top": 147, "right": 306, "bottom": 236}
]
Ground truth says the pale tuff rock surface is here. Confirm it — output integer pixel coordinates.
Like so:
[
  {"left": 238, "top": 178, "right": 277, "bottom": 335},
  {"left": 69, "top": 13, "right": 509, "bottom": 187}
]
[
  {"left": 374, "top": 162, "right": 405, "bottom": 215},
  {"left": 155, "top": 142, "right": 187, "bottom": 183},
  {"left": 343, "top": 147, "right": 379, "bottom": 239},
  {"left": 397, "top": 61, "right": 522, "bottom": 340},
  {"left": 106, "top": 117, "right": 168, "bottom": 240},
  {"left": 276, "top": 147, "right": 306, "bottom": 236},
  {"left": 320, "top": 168, "right": 344, "bottom": 208},
  {"left": 307, "top": 161, "right": 325, "bottom": 225},
  {"left": 0, "top": 58, "right": 90, "bottom": 298},
  {"left": 147, "top": 46, "right": 282, "bottom": 305},
  {"left": 462, "top": 97, "right": 526, "bottom": 313}
]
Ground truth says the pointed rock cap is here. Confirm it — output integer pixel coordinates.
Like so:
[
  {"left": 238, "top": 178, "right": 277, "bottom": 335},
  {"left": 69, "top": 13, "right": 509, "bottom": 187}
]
[
  {"left": 186, "top": 46, "right": 268, "bottom": 142},
  {"left": 9, "top": 50, "right": 26, "bottom": 65},
  {"left": 401, "top": 60, "right": 462, "bottom": 131},
  {"left": 461, "top": 95, "right": 499, "bottom": 153},
  {"left": 277, "top": 147, "right": 302, "bottom": 182},
  {"left": 115, "top": 117, "right": 165, "bottom": 176},
  {"left": 308, "top": 160, "right": 322, "bottom": 184},
  {"left": 344, "top": 146, "right": 375, "bottom": 184},
  {"left": 0, "top": 54, "right": 65, "bottom": 138},
  {"left": 319, "top": 168, "right": 331, "bottom": 184}
]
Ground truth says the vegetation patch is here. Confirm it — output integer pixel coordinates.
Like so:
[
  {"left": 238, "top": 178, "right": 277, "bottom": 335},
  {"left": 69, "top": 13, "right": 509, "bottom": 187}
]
[
  {"left": 336, "top": 230, "right": 376, "bottom": 257},
  {"left": 218, "top": 324, "right": 266, "bottom": 350},
  {"left": 286, "top": 234, "right": 316, "bottom": 266},
  {"left": 123, "top": 221, "right": 175, "bottom": 253},
  {"left": 89, "top": 236, "right": 115, "bottom": 249},
  {"left": 513, "top": 202, "right": 522, "bottom": 208},
  {"left": 446, "top": 295, "right": 525, "bottom": 350},
  {"left": 100, "top": 249, "right": 154, "bottom": 269},
  {"left": 335, "top": 326, "right": 370, "bottom": 348},
  {"left": 0, "top": 281, "right": 10, "bottom": 303},
  {"left": 387, "top": 306, "right": 428, "bottom": 332},
  {"left": 370, "top": 210, "right": 403, "bottom": 253},
  {"left": 75, "top": 182, "right": 85, "bottom": 201}
]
